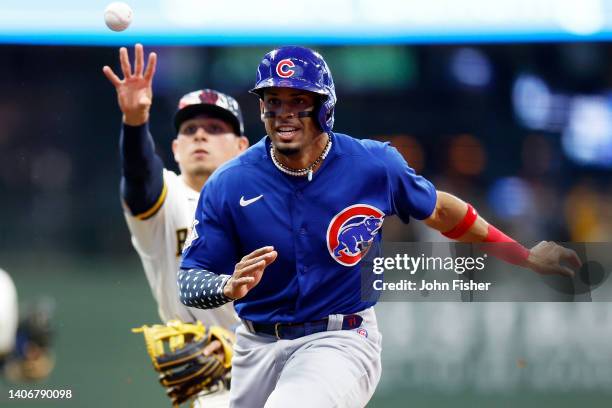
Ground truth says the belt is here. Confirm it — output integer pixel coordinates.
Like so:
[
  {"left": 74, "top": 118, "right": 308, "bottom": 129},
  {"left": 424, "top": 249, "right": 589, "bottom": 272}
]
[{"left": 242, "top": 314, "right": 364, "bottom": 340}]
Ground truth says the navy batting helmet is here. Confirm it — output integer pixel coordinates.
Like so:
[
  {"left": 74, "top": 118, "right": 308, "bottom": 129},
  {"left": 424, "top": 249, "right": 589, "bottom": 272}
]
[
  {"left": 174, "top": 89, "right": 245, "bottom": 136},
  {"left": 250, "top": 46, "right": 336, "bottom": 133}
]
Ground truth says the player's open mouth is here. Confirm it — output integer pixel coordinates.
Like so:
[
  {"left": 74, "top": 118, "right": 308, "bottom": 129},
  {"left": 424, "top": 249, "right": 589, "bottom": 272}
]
[
  {"left": 276, "top": 126, "right": 301, "bottom": 141},
  {"left": 192, "top": 149, "right": 208, "bottom": 157}
]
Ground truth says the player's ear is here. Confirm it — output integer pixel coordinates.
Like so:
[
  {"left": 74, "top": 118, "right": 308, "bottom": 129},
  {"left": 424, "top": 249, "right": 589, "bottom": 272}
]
[
  {"left": 237, "top": 136, "right": 249, "bottom": 152},
  {"left": 171, "top": 138, "right": 180, "bottom": 161},
  {"left": 259, "top": 100, "right": 265, "bottom": 122}
]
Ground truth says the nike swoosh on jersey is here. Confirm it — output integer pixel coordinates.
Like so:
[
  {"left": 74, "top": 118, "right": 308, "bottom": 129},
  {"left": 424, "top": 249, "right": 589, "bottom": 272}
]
[{"left": 240, "top": 194, "right": 264, "bottom": 207}]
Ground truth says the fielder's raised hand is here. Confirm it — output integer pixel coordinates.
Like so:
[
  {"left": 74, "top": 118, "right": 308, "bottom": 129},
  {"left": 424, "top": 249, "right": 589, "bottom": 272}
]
[
  {"left": 223, "top": 246, "right": 278, "bottom": 300},
  {"left": 102, "top": 43, "right": 157, "bottom": 126}
]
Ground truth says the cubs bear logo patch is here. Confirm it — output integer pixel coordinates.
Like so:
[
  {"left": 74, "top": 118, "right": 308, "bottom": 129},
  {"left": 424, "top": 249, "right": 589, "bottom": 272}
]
[{"left": 326, "top": 204, "right": 385, "bottom": 266}]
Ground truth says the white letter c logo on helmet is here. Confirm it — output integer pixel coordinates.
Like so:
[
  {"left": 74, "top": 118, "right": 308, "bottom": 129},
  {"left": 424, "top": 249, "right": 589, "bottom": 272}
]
[{"left": 276, "top": 59, "right": 295, "bottom": 78}]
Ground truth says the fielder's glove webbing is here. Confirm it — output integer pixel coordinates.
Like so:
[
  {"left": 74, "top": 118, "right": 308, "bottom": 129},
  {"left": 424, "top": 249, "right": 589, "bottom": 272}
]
[{"left": 132, "top": 320, "right": 234, "bottom": 407}]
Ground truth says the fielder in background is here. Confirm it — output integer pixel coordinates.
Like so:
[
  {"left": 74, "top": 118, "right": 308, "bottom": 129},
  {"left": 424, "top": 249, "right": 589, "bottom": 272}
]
[
  {"left": 103, "top": 44, "right": 248, "bottom": 407},
  {"left": 0, "top": 268, "right": 17, "bottom": 362},
  {"left": 0, "top": 268, "right": 54, "bottom": 382},
  {"left": 178, "top": 46, "right": 582, "bottom": 407}
]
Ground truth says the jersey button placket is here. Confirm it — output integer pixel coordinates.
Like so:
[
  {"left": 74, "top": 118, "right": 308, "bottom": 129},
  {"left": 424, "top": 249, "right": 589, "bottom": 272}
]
[
  {"left": 296, "top": 190, "right": 307, "bottom": 236},
  {"left": 294, "top": 190, "right": 308, "bottom": 281}
]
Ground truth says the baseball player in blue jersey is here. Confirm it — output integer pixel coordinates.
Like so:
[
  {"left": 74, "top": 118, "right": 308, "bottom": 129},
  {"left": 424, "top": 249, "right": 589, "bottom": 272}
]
[{"left": 178, "top": 46, "right": 582, "bottom": 407}]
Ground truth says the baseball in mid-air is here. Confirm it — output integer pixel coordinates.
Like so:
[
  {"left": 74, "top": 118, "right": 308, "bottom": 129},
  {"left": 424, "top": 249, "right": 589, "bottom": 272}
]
[{"left": 104, "top": 2, "right": 133, "bottom": 32}]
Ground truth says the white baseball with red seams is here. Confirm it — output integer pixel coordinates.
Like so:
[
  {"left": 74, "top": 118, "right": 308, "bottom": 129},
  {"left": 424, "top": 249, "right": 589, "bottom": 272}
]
[{"left": 104, "top": 2, "right": 133, "bottom": 32}]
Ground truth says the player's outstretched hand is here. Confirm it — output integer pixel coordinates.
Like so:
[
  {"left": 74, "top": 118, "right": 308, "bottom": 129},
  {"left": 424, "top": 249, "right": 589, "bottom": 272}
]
[
  {"left": 526, "top": 241, "right": 582, "bottom": 277},
  {"left": 224, "top": 246, "right": 277, "bottom": 300},
  {"left": 102, "top": 43, "right": 157, "bottom": 126}
]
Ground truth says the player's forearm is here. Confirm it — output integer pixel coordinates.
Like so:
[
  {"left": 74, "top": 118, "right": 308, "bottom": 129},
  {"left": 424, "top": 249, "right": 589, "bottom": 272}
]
[
  {"left": 424, "top": 191, "right": 529, "bottom": 266},
  {"left": 120, "top": 122, "right": 162, "bottom": 179},
  {"left": 120, "top": 122, "right": 165, "bottom": 215},
  {"left": 424, "top": 191, "right": 487, "bottom": 241},
  {"left": 123, "top": 112, "right": 149, "bottom": 127},
  {"left": 177, "top": 269, "right": 233, "bottom": 310}
]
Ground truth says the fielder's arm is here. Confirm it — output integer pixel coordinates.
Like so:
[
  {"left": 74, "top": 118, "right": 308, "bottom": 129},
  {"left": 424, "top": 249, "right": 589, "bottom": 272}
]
[
  {"left": 103, "top": 44, "right": 165, "bottom": 218},
  {"left": 119, "top": 124, "right": 166, "bottom": 219},
  {"left": 423, "top": 191, "right": 582, "bottom": 277}
]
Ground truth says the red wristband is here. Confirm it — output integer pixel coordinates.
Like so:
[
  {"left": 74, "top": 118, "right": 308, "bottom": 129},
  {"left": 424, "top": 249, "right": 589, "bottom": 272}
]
[
  {"left": 483, "top": 225, "right": 530, "bottom": 266},
  {"left": 442, "top": 204, "right": 478, "bottom": 239}
]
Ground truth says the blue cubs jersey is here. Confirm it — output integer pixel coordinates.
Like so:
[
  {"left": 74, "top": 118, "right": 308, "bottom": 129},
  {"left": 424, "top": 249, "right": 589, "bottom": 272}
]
[{"left": 180, "top": 133, "right": 437, "bottom": 323}]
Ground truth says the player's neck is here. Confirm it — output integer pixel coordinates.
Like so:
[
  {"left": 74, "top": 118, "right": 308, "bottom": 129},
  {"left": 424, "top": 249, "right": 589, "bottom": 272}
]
[
  {"left": 276, "top": 132, "right": 329, "bottom": 171},
  {"left": 182, "top": 173, "right": 208, "bottom": 193}
]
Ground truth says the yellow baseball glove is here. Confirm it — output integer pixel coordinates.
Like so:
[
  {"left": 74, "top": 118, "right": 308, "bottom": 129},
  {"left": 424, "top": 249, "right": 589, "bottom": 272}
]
[{"left": 132, "top": 320, "right": 234, "bottom": 407}]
